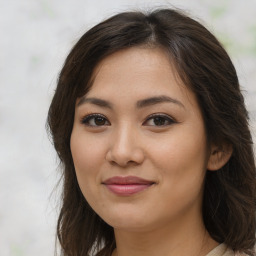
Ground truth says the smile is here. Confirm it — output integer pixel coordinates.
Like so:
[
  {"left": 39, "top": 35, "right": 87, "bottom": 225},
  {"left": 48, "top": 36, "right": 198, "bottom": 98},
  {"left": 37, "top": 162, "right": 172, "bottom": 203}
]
[{"left": 102, "top": 176, "right": 155, "bottom": 196}]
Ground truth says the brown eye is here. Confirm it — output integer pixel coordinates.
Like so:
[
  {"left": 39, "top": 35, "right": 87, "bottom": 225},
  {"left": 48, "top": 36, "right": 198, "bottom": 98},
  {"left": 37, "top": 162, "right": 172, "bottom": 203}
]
[
  {"left": 152, "top": 116, "right": 167, "bottom": 126},
  {"left": 143, "top": 114, "right": 176, "bottom": 126},
  {"left": 94, "top": 116, "right": 107, "bottom": 126},
  {"left": 81, "top": 114, "right": 110, "bottom": 127}
]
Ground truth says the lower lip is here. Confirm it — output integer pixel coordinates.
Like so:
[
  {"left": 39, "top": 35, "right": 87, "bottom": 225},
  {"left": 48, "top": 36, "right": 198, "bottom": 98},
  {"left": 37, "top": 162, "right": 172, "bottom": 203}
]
[{"left": 104, "top": 184, "right": 153, "bottom": 196}]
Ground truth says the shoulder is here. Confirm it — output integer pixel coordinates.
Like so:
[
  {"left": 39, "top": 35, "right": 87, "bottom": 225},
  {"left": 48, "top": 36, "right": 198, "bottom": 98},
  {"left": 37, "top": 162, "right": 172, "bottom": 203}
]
[
  {"left": 225, "top": 247, "right": 252, "bottom": 256},
  {"left": 234, "top": 252, "right": 253, "bottom": 256},
  {"left": 206, "top": 244, "right": 253, "bottom": 256},
  {"left": 226, "top": 247, "right": 252, "bottom": 256}
]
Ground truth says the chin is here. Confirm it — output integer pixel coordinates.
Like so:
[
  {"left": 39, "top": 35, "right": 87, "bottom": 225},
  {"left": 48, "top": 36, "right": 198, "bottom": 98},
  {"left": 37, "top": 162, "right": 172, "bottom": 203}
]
[{"left": 100, "top": 210, "right": 156, "bottom": 232}]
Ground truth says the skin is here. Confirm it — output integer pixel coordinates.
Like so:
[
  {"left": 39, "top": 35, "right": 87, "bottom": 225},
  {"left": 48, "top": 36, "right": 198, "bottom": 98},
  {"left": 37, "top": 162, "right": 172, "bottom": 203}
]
[{"left": 70, "top": 47, "right": 225, "bottom": 256}]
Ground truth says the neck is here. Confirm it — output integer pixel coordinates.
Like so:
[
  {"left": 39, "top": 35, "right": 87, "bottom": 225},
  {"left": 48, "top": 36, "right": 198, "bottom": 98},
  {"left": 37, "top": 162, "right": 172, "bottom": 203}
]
[{"left": 112, "top": 215, "right": 218, "bottom": 256}]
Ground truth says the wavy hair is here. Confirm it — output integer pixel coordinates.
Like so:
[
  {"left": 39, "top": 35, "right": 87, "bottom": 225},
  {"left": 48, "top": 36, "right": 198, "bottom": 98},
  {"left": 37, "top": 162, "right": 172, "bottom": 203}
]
[{"left": 47, "top": 8, "right": 256, "bottom": 256}]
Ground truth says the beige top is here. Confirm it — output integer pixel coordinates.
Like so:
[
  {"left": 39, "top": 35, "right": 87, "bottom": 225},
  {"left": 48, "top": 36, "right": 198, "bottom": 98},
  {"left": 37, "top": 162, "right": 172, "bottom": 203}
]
[{"left": 206, "top": 244, "right": 246, "bottom": 256}]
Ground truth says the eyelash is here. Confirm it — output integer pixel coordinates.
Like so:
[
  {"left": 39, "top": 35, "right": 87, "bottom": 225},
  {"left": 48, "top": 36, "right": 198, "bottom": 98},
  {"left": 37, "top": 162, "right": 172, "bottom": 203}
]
[
  {"left": 144, "top": 113, "right": 176, "bottom": 126},
  {"left": 81, "top": 114, "right": 110, "bottom": 127},
  {"left": 80, "top": 113, "right": 176, "bottom": 127}
]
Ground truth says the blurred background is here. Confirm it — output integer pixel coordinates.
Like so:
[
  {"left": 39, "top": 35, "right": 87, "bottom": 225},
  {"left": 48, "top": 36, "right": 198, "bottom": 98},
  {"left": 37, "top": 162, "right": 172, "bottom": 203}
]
[{"left": 0, "top": 0, "right": 255, "bottom": 255}]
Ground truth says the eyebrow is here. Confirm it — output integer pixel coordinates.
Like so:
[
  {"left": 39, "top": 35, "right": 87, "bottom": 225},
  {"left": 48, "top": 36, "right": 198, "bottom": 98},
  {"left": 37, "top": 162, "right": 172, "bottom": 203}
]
[
  {"left": 136, "top": 95, "right": 185, "bottom": 109},
  {"left": 77, "top": 95, "right": 185, "bottom": 109},
  {"left": 77, "top": 97, "right": 113, "bottom": 108}
]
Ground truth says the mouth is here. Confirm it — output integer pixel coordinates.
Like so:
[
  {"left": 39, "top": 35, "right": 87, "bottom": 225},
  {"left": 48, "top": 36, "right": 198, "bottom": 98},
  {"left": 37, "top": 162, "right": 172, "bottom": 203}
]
[{"left": 102, "top": 176, "right": 155, "bottom": 196}]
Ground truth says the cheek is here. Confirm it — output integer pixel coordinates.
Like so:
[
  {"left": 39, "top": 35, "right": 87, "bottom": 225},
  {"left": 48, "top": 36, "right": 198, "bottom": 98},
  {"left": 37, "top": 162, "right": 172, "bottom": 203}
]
[
  {"left": 146, "top": 130, "right": 208, "bottom": 221},
  {"left": 151, "top": 128, "right": 207, "bottom": 169},
  {"left": 70, "top": 131, "right": 114, "bottom": 218},
  {"left": 70, "top": 131, "right": 106, "bottom": 196},
  {"left": 149, "top": 126, "right": 208, "bottom": 194},
  {"left": 70, "top": 130, "right": 105, "bottom": 172}
]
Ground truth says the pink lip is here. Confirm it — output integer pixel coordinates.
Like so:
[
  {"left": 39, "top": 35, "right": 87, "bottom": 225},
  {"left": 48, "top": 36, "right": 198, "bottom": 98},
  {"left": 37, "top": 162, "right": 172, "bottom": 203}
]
[{"left": 102, "top": 176, "right": 155, "bottom": 196}]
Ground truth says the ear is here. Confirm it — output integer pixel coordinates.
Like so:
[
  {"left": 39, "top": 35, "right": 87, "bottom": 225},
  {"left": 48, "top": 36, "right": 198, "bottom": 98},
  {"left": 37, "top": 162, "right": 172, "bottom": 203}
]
[{"left": 207, "top": 143, "right": 233, "bottom": 171}]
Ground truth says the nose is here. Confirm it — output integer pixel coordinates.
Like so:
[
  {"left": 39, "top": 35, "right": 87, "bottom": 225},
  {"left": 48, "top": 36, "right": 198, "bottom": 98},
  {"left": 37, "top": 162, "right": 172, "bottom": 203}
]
[{"left": 105, "top": 125, "right": 145, "bottom": 167}]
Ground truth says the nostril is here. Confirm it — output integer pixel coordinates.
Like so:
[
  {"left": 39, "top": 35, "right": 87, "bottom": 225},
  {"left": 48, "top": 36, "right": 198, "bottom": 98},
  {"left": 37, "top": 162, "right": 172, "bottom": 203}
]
[{"left": 105, "top": 143, "right": 145, "bottom": 166}]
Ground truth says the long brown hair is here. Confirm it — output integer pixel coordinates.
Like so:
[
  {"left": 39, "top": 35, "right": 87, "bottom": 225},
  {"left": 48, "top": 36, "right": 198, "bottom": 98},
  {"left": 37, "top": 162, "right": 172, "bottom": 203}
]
[{"left": 47, "top": 8, "right": 256, "bottom": 256}]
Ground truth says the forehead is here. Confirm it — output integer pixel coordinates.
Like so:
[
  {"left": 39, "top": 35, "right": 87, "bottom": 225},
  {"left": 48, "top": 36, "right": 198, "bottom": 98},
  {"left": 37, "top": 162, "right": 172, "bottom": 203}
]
[{"left": 85, "top": 47, "right": 196, "bottom": 110}]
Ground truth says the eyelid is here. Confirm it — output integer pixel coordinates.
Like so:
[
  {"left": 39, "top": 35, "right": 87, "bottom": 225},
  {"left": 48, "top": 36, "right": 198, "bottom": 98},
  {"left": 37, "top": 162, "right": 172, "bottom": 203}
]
[
  {"left": 80, "top": 112, "right": 176, "bottom": 127},
  {"left": 80, "top": 113, "right": 110, "bottom": 126},
  {"left": 143, "top": 113, "right": 177, "bottom": 126}
]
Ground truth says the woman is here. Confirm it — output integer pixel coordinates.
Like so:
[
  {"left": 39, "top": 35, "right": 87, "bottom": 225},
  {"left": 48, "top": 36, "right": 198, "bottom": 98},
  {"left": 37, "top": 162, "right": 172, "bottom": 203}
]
[{"left": 47, "top": 8, "right": 256, "bottom": 256}]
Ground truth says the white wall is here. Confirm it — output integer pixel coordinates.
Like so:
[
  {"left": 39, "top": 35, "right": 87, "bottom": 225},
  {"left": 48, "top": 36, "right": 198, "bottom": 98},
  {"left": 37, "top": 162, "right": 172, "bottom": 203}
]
[{"left": 1, "top": 0, "right": 255, "bottom": 255}]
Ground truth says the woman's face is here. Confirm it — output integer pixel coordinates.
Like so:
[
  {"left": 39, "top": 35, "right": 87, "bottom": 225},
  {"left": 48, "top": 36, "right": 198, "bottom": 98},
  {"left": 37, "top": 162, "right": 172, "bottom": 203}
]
[{"left": 70, "top": 47, "right": 211, "bottom": 232}]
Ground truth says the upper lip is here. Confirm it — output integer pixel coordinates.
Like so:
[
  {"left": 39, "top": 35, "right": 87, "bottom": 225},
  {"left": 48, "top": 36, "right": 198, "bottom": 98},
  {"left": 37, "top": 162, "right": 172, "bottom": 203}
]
[{"left": 102, "top": 176, "right": 155, "bottom": 185}]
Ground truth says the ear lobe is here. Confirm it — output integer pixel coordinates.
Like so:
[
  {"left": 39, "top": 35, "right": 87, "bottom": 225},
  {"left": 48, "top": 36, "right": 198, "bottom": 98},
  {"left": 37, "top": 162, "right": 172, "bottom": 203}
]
[{"left": 207, "top": 144, "right": 233, "bottom": 171}]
